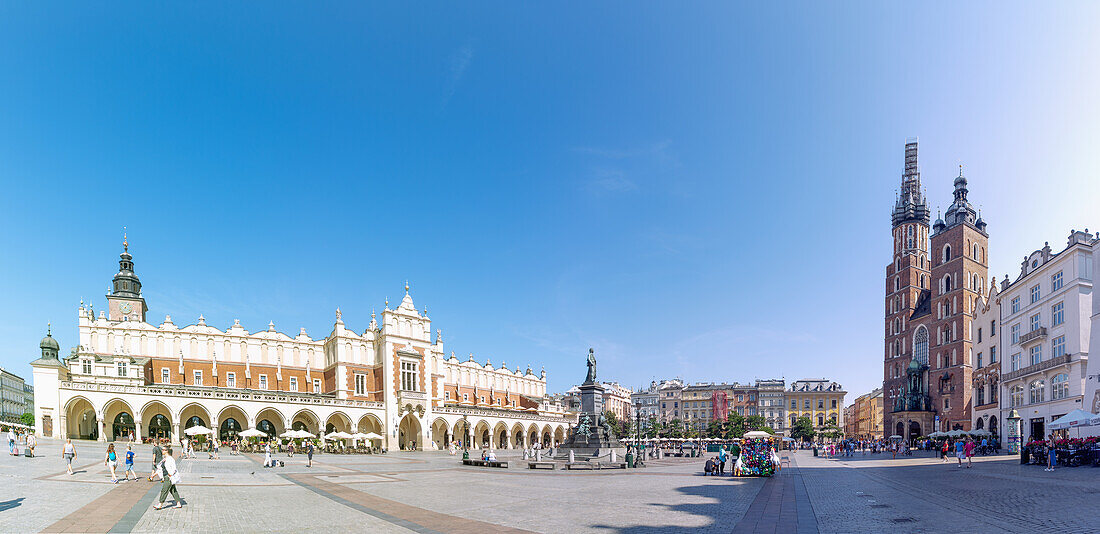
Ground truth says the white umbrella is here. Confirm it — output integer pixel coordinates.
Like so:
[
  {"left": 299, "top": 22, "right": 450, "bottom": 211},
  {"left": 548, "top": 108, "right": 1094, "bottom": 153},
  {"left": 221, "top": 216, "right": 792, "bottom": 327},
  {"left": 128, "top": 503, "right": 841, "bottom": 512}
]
[
  {"left": 327, "top": 431, "right": 352, "bottom": 439},
  {"left": 293, "top": 429, "right": 316, "bottom": 439},
  {"left": 888, "top": 435, "right": 903, "bottom": 440},
  {"left": 362, "top": 432, "right": 383, "bottom": 440},
  {"left": 743, "top": 430, "right": 772, "bottom": 439},
  {"left": 184, "top": 425, "right": 213, "bottom": 436},
  {"left": 1050, "top": 409, "right": 1098, "bottom": 430},
  {"left": 239, "top": 428, "right": 266, "bottom": 438}
]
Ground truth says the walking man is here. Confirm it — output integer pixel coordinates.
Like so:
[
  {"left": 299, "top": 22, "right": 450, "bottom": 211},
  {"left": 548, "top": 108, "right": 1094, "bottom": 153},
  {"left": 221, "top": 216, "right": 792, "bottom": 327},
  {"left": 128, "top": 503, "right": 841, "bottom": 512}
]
[
  {"left": 149, "top": 439, "right": 164, "bottom": 481},
  {"left": 718, "top": 446, "right": 727, "bottom": 475}
]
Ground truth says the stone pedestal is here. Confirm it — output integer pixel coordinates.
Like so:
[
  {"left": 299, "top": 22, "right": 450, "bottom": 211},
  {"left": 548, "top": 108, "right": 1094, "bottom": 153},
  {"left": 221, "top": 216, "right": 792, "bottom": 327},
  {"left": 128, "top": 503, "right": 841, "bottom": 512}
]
[{"left": 556, "top": 382, "right": 625, "bottom": 460}]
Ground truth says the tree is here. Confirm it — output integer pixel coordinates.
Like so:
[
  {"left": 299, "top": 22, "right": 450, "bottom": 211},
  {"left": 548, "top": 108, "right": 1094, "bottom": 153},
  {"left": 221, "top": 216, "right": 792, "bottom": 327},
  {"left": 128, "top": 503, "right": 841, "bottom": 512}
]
[
  {"left": 666, "top": 419, "right": 684, "bottom": 438},
  {"left": 21, "top": 412, "right": 34, "bottom": 427},
  {"left": 726, "top": 414, "right": 746, "bottom": 439},
  {"left": 790, "top": 416, "right": 816, "bottom": 443},
  {"left": 707, "top": 420, "right": 726, "bottom": 438},
  {"left": 745, "top": 415, "right": 771, "bottom": 433},
  {"left": 645, "top": 416, "right": 662, "bottom": 439},
  {"left": 820, "top": 423, "right": 843, "bottom": 441}
]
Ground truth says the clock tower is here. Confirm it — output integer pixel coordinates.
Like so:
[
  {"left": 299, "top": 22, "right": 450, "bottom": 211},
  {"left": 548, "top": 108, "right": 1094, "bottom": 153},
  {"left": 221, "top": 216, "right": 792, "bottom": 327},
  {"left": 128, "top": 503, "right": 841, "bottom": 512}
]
[{"left": 107, "top": 233, "right": 147, "bottom": 322}]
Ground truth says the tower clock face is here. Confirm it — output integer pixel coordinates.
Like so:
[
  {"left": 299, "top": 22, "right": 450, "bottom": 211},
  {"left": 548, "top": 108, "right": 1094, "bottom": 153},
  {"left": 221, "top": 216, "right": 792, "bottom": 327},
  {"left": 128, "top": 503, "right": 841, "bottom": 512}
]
[{"left": 120, "top": 302, "right": 133, "bottom": 314}]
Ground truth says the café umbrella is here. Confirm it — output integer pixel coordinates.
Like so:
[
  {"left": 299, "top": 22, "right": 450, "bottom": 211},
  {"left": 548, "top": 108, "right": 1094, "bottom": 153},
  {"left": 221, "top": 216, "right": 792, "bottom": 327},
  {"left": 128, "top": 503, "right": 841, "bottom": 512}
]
[
  {"left": 239, "top": 428, "right": 266, "bottom": 438},
  {"left": 184, "top": 425, "right": 213, "bottom": 436}
]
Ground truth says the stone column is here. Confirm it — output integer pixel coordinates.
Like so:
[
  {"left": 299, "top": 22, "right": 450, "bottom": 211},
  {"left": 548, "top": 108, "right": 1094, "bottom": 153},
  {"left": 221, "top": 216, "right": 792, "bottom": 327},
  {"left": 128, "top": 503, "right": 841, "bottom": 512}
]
[
  {"left": 172, "top": 423, "right": 181, "bottom": 444},
  {"left": 135, "top": 420, "right": 143, "bottom": 441},
  {"left": 58, "top": 414, "right": 67, "bottom": 440},
  {"left": 97, "top": 416, "right": 107, "bottom": 442}
]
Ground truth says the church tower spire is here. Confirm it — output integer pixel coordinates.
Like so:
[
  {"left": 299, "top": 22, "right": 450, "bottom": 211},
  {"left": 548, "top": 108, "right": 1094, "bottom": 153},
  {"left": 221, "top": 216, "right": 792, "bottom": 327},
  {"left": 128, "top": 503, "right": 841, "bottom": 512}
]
[{"left": 891, "top": 139, "right": 930, "bottom": 228}]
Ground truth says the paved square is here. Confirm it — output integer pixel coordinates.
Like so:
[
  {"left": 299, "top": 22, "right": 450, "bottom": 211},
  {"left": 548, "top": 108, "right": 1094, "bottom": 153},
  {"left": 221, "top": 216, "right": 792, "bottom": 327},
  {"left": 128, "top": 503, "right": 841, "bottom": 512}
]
[{"left": 3, "top": 439, "right": 1099, "bottom": 533}]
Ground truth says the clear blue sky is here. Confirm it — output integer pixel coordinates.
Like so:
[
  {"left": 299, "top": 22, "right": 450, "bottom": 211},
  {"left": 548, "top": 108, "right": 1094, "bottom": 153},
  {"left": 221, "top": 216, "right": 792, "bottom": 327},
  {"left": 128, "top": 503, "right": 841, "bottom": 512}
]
[{"left": 1, "top": 3, "right": 1098, "bottom": 401}]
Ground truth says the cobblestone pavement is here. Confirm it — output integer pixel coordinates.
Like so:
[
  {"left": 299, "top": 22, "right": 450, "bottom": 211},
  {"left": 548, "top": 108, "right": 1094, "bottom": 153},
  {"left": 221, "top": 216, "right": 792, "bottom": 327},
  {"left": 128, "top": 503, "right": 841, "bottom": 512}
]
[
  {"left": 799, "top": 450, "right": 1100, "bottom": 533},
  {"left": 3, "top": 439, "right": 1099, "bottom": 533}
]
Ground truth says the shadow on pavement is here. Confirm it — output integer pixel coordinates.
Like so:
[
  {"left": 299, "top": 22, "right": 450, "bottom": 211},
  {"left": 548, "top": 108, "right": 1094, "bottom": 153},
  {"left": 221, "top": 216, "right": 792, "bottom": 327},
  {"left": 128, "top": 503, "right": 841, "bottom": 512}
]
[{"left": 0, "top": 497, "right": 25, "bottom": 512}]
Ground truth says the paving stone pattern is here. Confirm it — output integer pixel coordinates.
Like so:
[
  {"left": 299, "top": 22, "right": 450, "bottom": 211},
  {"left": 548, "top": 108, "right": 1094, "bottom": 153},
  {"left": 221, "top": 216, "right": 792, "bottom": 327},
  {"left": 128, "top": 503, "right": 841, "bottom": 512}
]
[{"left": 3, "top": 439, "right": 1100, "bottom": 533}]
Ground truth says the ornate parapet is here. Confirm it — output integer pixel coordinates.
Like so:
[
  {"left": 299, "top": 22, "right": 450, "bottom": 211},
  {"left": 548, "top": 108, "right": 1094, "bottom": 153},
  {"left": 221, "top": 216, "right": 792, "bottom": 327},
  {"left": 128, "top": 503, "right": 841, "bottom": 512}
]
[{"left": 58, "top": 381, "right": 384, "bottom": 410}]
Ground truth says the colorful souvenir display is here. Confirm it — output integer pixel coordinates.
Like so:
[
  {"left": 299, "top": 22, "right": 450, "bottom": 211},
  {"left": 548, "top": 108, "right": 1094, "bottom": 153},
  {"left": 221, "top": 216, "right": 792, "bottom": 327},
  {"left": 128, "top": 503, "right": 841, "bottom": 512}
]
[{"left": 736, "top": 438, "right": 777, "bottom": 477}]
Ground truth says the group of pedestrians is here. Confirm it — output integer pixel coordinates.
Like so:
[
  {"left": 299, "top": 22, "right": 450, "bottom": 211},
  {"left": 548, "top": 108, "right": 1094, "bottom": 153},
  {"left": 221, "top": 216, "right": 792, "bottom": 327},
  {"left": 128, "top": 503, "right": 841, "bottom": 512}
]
[
  {"left": 6, "top": 426, "right": 36, "bottom": 457},
  {"left": 937, "top": 438, "right": 979, "bottom": 468},
  {"left": 57, "top": 438, "right": 184, "bottom": 509}
]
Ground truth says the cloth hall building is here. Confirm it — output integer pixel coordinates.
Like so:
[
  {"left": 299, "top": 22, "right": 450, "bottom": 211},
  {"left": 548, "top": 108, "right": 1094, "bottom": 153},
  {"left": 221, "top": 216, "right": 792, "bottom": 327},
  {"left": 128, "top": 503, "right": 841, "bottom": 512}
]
[{"left": 31, "top": 240, "right": 572, "bottom": 451}]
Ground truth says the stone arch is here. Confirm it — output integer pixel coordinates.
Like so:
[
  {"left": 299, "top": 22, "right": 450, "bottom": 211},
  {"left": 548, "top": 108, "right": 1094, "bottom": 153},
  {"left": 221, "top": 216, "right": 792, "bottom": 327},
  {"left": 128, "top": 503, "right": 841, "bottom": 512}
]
[
  {"left": 140, "top": 400, "right": 173, "bottom": 440},
  {"left": 64, "top": 396, "right": 98, "bottom": 440},
  {"left": 357, "top": 413, "right": 383, "bottom": 434},
  {"left": 474, "top": 420, "right": 491, "bottom": 448},
  {"left": 178, "top": 403, "right": 212, "bottom": 434},
  {"left": 398, "top": 413, "right": 421, "bottom": 450},
  {"left": 511, "top": 422, "right": 526, "bottom": 448},
  {"left": 290, "top": 408, "right": 320, "bottom": 434},
  {"left": 217, "top": 405, "right": 248, "bottom": 442},
  {"left": 255, "top": 407, "right": 286, "bottom": 438},
  {"left": 554, "top": 425, "right": 565, "bottom": 445},
  {"left": 431, "top": 417, "right": 451, "bottom": 450},
  {"left": 492, "top": 421, "right": 509, "bottom": 449},
  {"left": 325, "top": 411, "right": 353, "bottom": 434},
  {"left": 527, "top": 423, "right": 539, "bottom": 448},
  {"left": 453, "top": 419, "right": 472, "bottom": 449},
  {"left": 541, "top": 424, "right": 552, "bottom": 446},
  {"left": 101, "top": 398, "right": 136, "bottom": 442}
]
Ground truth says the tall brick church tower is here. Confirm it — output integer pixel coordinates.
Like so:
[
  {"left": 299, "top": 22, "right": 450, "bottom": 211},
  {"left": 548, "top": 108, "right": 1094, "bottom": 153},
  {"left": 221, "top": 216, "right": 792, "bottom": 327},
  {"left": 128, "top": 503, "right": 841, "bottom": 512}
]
[{"left": 884, "top": 141, "right": 988, "bottom": 439}]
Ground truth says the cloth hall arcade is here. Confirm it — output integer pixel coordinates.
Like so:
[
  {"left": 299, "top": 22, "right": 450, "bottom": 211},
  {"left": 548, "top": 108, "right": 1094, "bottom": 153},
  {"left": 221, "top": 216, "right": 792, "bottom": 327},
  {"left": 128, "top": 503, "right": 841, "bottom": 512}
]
[{"left": 31, "top": 239, "right": 572, "bottom": 451}]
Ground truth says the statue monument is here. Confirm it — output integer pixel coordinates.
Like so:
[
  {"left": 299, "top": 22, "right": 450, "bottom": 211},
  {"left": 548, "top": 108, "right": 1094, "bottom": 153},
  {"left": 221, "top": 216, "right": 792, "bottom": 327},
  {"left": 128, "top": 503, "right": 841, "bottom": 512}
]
[{"left": 557, "top": 348, "right": 625, "bottom": 461}]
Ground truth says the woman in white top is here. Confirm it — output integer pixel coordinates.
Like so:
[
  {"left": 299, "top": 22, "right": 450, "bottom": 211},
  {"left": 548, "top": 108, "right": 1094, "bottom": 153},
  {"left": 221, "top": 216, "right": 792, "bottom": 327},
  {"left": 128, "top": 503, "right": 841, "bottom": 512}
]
[
  {"left": 153, "top": 448, "right": 183, "bottom": 509},
  {"left": 264, "top": 442, "right": 272, "bottom": 468},
  {"left": 62, "top": 439, "right": 77, "bottom": 475}
]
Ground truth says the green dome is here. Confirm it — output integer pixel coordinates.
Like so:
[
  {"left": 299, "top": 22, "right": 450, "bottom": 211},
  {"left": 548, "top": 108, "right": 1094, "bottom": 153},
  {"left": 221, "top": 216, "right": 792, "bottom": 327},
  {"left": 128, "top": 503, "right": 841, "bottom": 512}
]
[
  {"left": 908, "top": 358, "right": 921, "bottom": 370},
  {"left": 40, "top": 333, "right": 59, "bottom": 351}
]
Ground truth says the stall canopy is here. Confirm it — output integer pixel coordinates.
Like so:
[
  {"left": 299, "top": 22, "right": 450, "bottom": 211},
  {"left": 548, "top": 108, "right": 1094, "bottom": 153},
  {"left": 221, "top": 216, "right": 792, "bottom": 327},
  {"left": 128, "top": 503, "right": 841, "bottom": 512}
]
[
  {"left": 743, "top": 431, "right": 773, "bottom": 439},
  {"left": 239, "top": 428, "right": 266, "bottom": 438},
  {"left": 1050, "top": 409, "right": 1099, "bottom": 430},
  {"left": 184, "top": 425, "right": 213, "bottom": 436}
]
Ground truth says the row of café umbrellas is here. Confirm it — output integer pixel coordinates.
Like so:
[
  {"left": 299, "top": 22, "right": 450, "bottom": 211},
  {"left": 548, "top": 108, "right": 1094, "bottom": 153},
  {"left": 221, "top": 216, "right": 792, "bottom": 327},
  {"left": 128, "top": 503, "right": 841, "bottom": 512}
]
[{"left": 926, "top": 429, "right": 993, "bottom": 439}]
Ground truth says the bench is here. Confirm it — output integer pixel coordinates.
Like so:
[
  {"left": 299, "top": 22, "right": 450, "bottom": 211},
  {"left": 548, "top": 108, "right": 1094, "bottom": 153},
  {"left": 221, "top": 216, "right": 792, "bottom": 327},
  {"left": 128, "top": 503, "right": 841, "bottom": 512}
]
[
  {"left": 528, "top": 461, "right": 557, "bottom": 470},
  {"left": 462, "top": 459, "right": 509, "bottom": 468}
]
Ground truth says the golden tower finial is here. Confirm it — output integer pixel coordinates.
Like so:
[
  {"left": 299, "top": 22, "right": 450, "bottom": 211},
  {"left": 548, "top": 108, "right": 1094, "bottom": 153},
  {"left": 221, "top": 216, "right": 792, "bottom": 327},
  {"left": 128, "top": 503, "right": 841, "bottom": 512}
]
[{"left": 122, "top": 227, "right": 128, "bottom": 252}]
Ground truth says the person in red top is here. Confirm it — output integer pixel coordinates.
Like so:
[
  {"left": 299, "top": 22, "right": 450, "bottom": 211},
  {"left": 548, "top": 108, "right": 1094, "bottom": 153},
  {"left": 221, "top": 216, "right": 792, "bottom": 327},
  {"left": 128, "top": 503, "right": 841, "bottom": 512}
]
[{"left": 941, "top": 440, "right": 950, "bottom": 463}]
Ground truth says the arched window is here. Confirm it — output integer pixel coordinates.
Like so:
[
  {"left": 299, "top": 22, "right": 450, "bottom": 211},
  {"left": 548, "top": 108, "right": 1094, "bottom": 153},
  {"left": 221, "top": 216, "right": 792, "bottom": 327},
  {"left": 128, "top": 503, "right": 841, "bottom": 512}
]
[
  {"left": 943, "top": 245, "right": 952, "bottom": 263},
  {"left": 973, "top": 274, "right": 980, "bottom": 291},
  {"left": 914, "top": 326, "right": 929, "bottom": 365},
  {"left": 1051, "top": 374, "right": 1069, "bottom": 400},
  {"left": 817, "top": 415, "right": 824, "bottom": 426},
  {"left": 944, "top": 275, "right": 952, "bottom": 293},
  {"left": 1010, "top": 385, "right": 1024, "bottom": 407},
  {"left": 1029, "top": 380, "right": 1045, "bottom": 404},
  {"left": 895, "top": 277, "right": 900, "bottom": 291},
  {"left": 972, "top": 243, "right": 979, "bottom": 259}
]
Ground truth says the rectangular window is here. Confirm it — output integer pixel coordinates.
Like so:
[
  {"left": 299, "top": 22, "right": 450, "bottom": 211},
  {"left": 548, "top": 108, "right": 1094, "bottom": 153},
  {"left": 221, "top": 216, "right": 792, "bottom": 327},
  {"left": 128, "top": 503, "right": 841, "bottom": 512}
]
[
  {"left": 1052, "top": 335, "right": 1066, "bottom": 358},
  {"left": 791, "top": 400, "right": 796, "bottom": 409},
  {"left": 977, "top": 352, "right": 983, "bottom": 369},
  {"left": 976, "top": 386, "right": 985, "bottom": 406},
  {"left": 804, "top": 399, "right": 810, "bottom": 409},
  {"left": 227, "top": 372, "right": 236, "bottom": 388},
  {"left": 1011, "top": 324, "right": 1021, "bottom": 344},
  {"left": 400, "top": 362, "right": 418, "bottom": 391},
  {"left": 977, "top": 328, "right": 982, "bottom": 343},
  {"left": 354, "top": 373, "right": 366, "bottom": 396},
  {"left": 1052, "top": 302, "right": 1064, "bottom": 326},
  {"left": 193, "top": 370, "right": 202, "bottom": 386},
  {"left": 1011, "top": 353, "right": 1020, "bottom": 371},
  {"left": 83, "top": 360, "right": 93, "bottom": 375},
  {"left": 991, "top": 320, "right": 996, "bottom": 335},
  {"left": 313, "top": 379, "right": 321, "bottom": 393},
  {"left": 1011, "top": 297, "right": 1021, "bottom": 314},
  {"left": 117, "top": 361, "right": 128, "bottom": 377},
  {"left": 259, "top": 374, "right": 268, "bottom": 390},
  {"left": 1030, "top": 314, "right": 1041, "bottom": 332},
  {"left": 1030, "top": 284, "right": 1041, "bottom": 304},
  {"left": 1030, "top": 344, "right": 1042, "bottom": 366},
  {"left": 944, "top": 397, "right": 950, "bottom": 410},
  {"left": 1051, "top": 271, "right": 1063, "bottom": 291},
  {"left": 990, "top": 346, "right": 996, "bottom": 363},
  {"left": 289, "top": 377, "right": 298, "bottom": 392},
  {"left": 444, "top": 391, "right": 450, "bottom": 400},
  {"left": 161, "top": 368, "right": 169, "bottom": 384}
]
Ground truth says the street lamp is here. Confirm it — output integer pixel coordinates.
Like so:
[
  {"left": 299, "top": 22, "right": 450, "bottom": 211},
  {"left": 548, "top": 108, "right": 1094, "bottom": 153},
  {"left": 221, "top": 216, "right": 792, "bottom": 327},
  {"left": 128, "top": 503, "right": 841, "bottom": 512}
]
[{"left": 461, "top": 414, "right": 470, "bottom": 460}]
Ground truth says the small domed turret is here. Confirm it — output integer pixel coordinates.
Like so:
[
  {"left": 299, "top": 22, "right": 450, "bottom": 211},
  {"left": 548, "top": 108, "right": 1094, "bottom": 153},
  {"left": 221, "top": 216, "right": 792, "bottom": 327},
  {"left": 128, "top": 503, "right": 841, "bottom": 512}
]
[{"left": 40, "top": 324, "right": 60, "bottom": 359}]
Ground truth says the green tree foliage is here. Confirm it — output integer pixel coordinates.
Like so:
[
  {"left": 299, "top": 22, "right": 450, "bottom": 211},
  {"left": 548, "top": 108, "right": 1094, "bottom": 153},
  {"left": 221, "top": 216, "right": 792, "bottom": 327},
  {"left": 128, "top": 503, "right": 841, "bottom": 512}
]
[
  {"left": 645, "top": 416, "right": 662, "bottom": 439},
  {"left": 745, "top": 415, "right": 771, "bottom": 432},
  {"left": 790, "top": 416, "right": 816, "bottom": 442},
  {"left": 665, "top": 419, "right": 684, "bottom": 438},
  {"left": 21, "top": 412, "right": 34, "bottom": 427}
]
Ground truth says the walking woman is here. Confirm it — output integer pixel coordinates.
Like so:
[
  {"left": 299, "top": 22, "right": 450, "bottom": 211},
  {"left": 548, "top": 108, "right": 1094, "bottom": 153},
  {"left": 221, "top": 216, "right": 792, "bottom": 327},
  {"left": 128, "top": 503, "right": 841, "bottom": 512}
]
[
  {"left": 1045, "top": 434, "right": 1057, "bottom": 472},
  {"left": 63, "top": 439, "right": 77, "bottom": 475},
  {"left": 153, "top": 448, "right": 184, "bottom": 509},
  {"left": 105, "top": 443, "right": 119, "bottom": 483}
]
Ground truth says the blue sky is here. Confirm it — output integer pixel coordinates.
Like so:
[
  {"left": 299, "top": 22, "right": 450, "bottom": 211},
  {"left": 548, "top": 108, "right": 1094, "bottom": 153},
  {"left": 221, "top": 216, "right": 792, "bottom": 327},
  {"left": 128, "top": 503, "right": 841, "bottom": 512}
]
[{"left": 1, "top": 3, "right": 1098, "bottom": 401}]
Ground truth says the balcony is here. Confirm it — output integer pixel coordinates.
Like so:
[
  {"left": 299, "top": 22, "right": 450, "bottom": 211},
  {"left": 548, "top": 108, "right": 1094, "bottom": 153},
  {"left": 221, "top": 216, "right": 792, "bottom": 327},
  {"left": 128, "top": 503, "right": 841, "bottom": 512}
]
[
  {"left": 1017, "top": 327, "right": 1047, "bottom": 346},
  {"left": 1001, "top": 353, "right": 1072, "bottom": 381}
]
